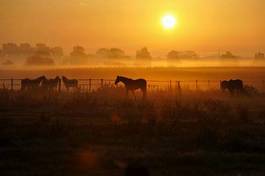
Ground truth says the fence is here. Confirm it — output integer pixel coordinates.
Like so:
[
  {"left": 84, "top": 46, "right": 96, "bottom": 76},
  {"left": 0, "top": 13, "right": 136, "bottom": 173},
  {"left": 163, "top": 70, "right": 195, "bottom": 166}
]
[{"left": 0, "top": 78, "right": 265, "bottom": 93}]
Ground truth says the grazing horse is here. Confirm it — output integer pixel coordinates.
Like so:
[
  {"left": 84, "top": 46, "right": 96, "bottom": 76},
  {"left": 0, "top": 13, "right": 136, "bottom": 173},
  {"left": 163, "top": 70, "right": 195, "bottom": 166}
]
[
  {"left": 220, "top": 79, "right": 244, "bottom": 94},
  {"left": 62, "top": 76, "right": 78, "bottom": 91},
  {"left": 115, "top": 76, "right": 147, "bottom": 99},
  {"left": 21, "top": 76, "right": 46, "bottom": 90},
  {"left": 42, "top": 76, "right": 61, "bottom": 91}
]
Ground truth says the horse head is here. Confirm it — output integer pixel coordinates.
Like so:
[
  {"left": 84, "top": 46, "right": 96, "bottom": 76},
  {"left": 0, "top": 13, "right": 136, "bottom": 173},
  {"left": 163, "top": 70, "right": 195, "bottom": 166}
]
[
  {"left": 55, "top": 76, "right": 60, "bottom": 81},
  {"left": 38, "top": 76, "right": 46, "bottom": 82},
  {"left": 62, "top": 76, "right": 66, "bottom": 81},
  {"left": 115, "top": 76, "right": 120, "bottom": 85},
  {"left": 220, "top": 80, "right": 228, "bottom": 90}
]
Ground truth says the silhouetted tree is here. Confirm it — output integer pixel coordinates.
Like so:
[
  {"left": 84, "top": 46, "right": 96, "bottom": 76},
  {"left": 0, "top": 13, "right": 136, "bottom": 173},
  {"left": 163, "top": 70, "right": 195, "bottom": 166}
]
[
  {"left": 96, "top": 48, "right": 126, "bottom": 59},
  {"left": 220, "top": 51, "right": 237, "bottom": 59},
  {"left": 69, "top": 46, "right": 88, "bottom": 64},
  {"left": 109, "top": 48, "right": 125, "bottom": 58},
  {"left": 2, "top": 43, "right": 19, "bottom": 56},
  {"left": 71, "top": 46, "right": 86, "bottom": 57},
  {"left": 167, "top": 50, "right": 198, "bottom": 60},
  {"left": 136, "top": 47, "right": 152, "bottom": 59},
  {"left": 51, "top": 47, "right": 63, "bottom": 57},
  {"left": 35, "top": 43, "right": 51, "bottom": 57},
  {"left": 96, "top": 48, "right": 110, "bottom": 58},
  {"left": 167, "top": 50, "right": 179, "bottom": 59},
  {"left": 19, "top": 43, "right": 34, "bottom": 56}
]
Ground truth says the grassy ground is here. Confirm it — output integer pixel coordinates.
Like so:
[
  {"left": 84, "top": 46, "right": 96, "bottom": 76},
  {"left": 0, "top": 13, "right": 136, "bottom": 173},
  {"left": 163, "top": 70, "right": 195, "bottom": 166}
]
[{"left": 1, "top": 88, "right": 265, "bottom": 176}]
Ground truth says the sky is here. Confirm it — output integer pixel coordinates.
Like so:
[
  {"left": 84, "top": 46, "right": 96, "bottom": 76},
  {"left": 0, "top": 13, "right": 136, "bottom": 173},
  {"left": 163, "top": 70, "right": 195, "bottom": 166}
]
[{"left": 0, "top": 0, "right": 264, "bottom": 56}]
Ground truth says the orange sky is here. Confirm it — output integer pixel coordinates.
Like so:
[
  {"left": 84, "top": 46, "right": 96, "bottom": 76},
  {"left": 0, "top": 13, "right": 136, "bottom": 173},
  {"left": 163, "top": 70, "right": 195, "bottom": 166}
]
[{"left": 0, "top": 0, "right": 264, "bottom": 56}]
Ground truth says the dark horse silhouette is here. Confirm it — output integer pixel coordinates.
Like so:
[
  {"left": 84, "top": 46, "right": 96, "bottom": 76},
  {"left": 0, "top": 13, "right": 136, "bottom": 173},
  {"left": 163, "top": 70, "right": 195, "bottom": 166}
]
[
  {"left": 21, "top": 76, "right": 46, "bottom": 90},
  {"left": 62, "top": 76, "right": 78, "bottom": 91},
  {"left": 115, "top": 76, "right": 147, "bottom": 99},
  {"left": 220, "top": 79, "right": 244, "bottom": 94},
  {"left": 42, "top": 76, "right": 61, "bottom": 91}
]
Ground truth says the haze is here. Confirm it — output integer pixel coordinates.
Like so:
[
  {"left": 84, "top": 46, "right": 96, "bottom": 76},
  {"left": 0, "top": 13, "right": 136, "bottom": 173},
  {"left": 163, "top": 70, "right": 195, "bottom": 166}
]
[{"left": 1, "top": 0, "right": 265, "bottom": 56}]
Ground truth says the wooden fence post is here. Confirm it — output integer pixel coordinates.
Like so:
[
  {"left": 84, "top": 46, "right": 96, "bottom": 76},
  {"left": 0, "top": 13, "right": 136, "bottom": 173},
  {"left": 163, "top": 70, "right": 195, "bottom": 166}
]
[
  {"left": 169, "top": 80, "right": 172, "bottom": 91},
  {"left": 263, "top": 80, "right": 265, "bottom": 93},
  {"left": 208, "top": 80, "right": 210, "bottom": 89},
  {"left": 176, "top": 81, "right": 181, "bottom": 95},
  {"left": 58, "top": 79, "right": 61, "bottom": 92},
  {"left": 89, "top": 79, "right": 92, "bottom": 92},
  {"left": 11, "top": 78, "right": 14, "bottom": 91},
  {"left": 100, "top": 79, "right": 104, "bottom": 89},
  {"left": 195, "top": 80, "right": 198, "bottom": 90}
]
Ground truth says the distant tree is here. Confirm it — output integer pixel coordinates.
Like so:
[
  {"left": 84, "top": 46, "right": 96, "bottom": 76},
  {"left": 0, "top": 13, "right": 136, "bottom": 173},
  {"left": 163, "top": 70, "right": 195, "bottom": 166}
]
[
  {"left": 69, "top": 46, "right": 88, "bottom": 64},
  {"left": 51, "top": 47, "right": 63, "bottom": 57},
  {"left": 167, "top": 50, "right": 198, "bottom": 60},
  {"left": 96, "top": 48, "right": 110, "bottom": 58},
  {"left": 136, "top": 47, "right": 152, "bottom": 59},
  {"left": 96, "top": 48, "right": 126, "bottom": 59},
  {"left": 167, "top": 50, "right": 179, "bottom": 59},
  {"left": 2, "top": 43, "right": 19, "bottom": 56},
  {"left": 35, "top": 43, "right": 51, "bottom": 57},
  {"left": 109, "top": 48, "right": 125, "bottom": 58},
  {"left": 254, "top": 52, "right": 264, "bottom": 59},
  {"left": 184, "top": 51, "right": 198, "bottom": 59},
  {"left": 220, "top": 51, "right": 237, "bottom": 59},
  {"left": 70, "top": 46, "right": 86, "bottom": 57},
  {"left": 19, "top": 43, "right": 34, "bottom": 56}
]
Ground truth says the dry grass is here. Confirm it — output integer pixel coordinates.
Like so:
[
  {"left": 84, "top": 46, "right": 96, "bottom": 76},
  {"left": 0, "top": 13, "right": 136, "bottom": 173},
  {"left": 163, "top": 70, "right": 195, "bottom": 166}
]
[{"left": 1, "top": 87, "right": 265, "bottom": 175}]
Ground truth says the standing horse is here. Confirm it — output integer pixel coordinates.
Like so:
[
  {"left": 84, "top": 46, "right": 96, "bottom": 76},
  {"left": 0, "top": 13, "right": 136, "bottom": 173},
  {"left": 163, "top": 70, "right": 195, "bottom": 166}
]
[
  {"left": 21, "top": 76, "right": 46, "bottom": 90},
  {"left": 42, "top": 76, "right": 61, "bottom": 91},
  {"left": 220, "top": 79, "right": 244, "bottom": 94},
  {"left": 62, "top": 76, "right": 78, "bottom": 91},
  {"left": 115, "top": 76, "right": 147, "bottom": 99}
]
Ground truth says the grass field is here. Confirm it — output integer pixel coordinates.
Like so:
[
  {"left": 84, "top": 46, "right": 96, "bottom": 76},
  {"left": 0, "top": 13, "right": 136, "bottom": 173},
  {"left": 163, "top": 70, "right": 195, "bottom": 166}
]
[{"left": 1, "top": 79, "right": 265, "bottom": 175}]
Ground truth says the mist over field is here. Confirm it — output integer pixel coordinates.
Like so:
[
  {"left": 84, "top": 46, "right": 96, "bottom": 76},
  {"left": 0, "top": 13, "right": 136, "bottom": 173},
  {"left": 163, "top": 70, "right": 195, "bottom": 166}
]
[{"left": 1, "top": 0, "right": 265, "bottom": 176}]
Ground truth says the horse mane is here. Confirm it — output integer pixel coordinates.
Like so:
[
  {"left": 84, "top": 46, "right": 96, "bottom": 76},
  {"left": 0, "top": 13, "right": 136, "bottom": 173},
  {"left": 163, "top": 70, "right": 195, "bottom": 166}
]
[{"left": 118, "top": 76, "right": 133, "bottom": 81}]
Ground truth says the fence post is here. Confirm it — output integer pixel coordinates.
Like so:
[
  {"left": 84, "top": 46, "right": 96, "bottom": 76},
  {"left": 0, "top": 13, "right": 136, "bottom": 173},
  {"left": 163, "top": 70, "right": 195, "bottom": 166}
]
[
  {"left": 176, "top": 81, "right": 181, "bottom": 95},
  {"left": 88, "top": 79, "right": 90, "bottom": 92},
  {"left": 263, "top": 80, "right": 265, "bottom": 93},
  {"left": 169, "top": 80, "right": 172, "bottom": 91},
  {"left": 100, "top": 79, "right": 104, "bottom": 89},
  {"left": 208, "top": 80, "right": 210, "bottom": 89},
  {"left": 11, "top": 78, "right": 14, "bottom": 91},
  {"left": 195, "top": 80, "right": 198, "bottom": 90},
  {"left": 58, "top": 79, "right": 61, "bottom": 92}
]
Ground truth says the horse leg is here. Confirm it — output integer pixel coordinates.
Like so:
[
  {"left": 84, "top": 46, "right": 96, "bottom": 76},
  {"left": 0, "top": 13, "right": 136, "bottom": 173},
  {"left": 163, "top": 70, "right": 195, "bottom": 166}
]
[
  {"left": 142, "top": 88, "right": 147, "bottom": 99},
  {"left": 132, "top": 91, "right": 136, "bottom": 100}
]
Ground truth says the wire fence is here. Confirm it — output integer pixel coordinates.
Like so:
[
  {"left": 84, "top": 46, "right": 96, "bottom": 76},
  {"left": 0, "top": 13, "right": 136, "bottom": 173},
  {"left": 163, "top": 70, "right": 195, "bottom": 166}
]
[{"left": 0, "top": 78, "right": 265, "bottom": 93}]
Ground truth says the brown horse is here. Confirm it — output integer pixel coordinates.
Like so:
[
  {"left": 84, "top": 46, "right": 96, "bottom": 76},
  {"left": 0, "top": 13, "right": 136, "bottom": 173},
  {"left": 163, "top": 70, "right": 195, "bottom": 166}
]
[
  {"left": 21, "top": 76, "right": 46, "bottom": 91},
  {"left": 42, "top": 76, "right": 61, "bottom": 91},
  {"left": 62, "top": 76, "right": 78, "bottom": 91},
  {"left": 220, "top": 79, "right": 244, "bottom": 94},
  {"left": 115, "top": 76, "right": 147, "bottom": 99}
]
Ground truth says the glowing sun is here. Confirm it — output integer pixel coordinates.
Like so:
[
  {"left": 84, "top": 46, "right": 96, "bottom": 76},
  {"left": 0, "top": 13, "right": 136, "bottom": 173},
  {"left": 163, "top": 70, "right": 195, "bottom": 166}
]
[{"left": 161, "top": 14, "right": 177, "bottom": 29}]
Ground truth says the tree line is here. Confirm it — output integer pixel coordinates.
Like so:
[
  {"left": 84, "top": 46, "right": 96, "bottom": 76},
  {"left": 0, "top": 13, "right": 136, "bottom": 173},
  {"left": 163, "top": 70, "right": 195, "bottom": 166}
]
[{"left": 0, "top": 43, "right": 264, "bottom": 66}]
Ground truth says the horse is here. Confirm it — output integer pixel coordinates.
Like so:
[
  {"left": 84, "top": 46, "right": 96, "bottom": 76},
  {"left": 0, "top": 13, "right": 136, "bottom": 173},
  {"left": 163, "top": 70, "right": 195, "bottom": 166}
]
[
  {"left": 62, "top": 76, "right": 78, "bottom": 91},
  {"left": 115, "top": 76, "right": 147, "bottom": 99},
  {"left": 42, "top": 76, "right": 61, "bottom": 91},
  {"left": 220, "top": 79, "right": 244, "bottom": 94},
  {"left": 21, "top": 76, "right": 46, "bottom": 91}
]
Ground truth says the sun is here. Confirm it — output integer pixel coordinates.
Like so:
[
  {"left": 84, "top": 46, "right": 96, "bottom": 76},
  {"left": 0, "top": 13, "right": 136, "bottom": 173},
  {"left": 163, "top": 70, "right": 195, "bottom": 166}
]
[{"left": 161, "top": 14, "right": 176, "bottom": 30}]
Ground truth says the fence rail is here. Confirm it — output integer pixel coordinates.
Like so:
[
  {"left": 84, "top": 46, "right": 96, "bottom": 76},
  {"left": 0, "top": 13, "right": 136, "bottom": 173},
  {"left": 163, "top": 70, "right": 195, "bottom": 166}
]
[{"left": 0, "top": 78, "right": 265, "bottom": 92}]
